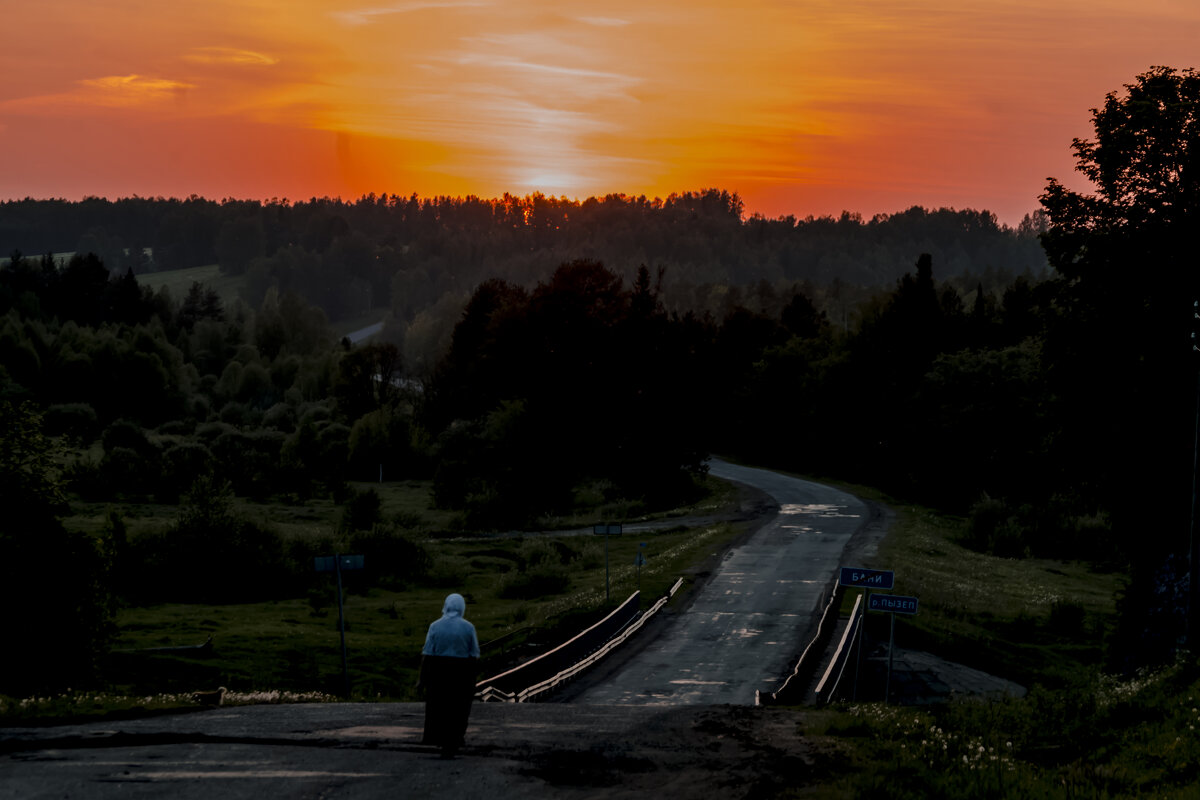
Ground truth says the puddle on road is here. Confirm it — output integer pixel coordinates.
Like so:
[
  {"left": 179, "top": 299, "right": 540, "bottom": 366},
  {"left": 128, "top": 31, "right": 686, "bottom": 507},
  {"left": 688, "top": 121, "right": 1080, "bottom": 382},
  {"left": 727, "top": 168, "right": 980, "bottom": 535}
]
[
  {"left": 779, "top": 503, "right": 860, "bottom": 519},
  {"left": 730, "top": 628, "right": 764, "bottom": 639},
  {"left": 668, "top": 680, "right": 728, "bottom": 685},
  {"left": 777, "top": 503, "right": 860, "bottom": 535}
]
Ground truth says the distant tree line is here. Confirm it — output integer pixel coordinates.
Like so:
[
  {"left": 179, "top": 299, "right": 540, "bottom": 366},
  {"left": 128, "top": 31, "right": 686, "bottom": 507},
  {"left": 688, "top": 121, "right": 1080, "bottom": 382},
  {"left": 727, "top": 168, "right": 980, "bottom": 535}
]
[{"left": 1, "top": 191, "right": 1048, "bottom": 325}]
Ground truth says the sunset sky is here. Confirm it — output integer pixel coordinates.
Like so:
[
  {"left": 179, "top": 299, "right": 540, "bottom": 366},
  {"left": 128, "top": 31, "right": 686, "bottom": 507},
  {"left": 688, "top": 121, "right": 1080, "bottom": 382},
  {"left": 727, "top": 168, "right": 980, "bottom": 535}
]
[{"left": 1, "top": 1, "right": 1197, "bottom": 225}]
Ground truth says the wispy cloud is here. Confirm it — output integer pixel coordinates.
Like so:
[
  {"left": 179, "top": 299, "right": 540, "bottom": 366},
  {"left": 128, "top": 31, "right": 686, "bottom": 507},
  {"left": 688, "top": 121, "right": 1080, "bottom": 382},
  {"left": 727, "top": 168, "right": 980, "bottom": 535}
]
[
  {"left": 184, "top": 47, "right": 279, "bottom": 66},
  {"left": 577, "top": 16, "right": 630, "bottom": 27},
  {"left": 333, "top": 1, "right": 488, "bottom": 26},
  {"left": 1, "top": 74, "right": 195, "bottom": 113},
  {"left": 78, "top": 75, "right": 194, "bottom": 104}
]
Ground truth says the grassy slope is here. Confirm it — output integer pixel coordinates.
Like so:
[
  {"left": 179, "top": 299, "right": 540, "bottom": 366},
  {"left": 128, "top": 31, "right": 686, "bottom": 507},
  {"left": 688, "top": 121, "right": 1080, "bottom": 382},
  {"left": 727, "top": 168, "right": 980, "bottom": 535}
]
[
  {"left": 136, "top": 264, "right": 243, "bottom": 309},
  {"left": 133, "top": 264, "right": 389, "bottom": 335},
  {"left": 15, "top": 477, "right": 742, "bottom": 720},
  {"left": 873, "top": 507, "right": 1121, "bottom": 688},
  {"left": 790, "top": 502, "right": 1200, "bottom": 799}
]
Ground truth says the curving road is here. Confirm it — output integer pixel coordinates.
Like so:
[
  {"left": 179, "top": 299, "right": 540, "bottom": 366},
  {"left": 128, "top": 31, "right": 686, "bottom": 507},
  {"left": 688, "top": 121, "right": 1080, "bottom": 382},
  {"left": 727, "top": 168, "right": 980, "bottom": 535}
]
[
  {"left": 572, "top": 459, "right": 869, "bottom": 705},
  {"left": 0, "top": 461, "right": 878, "bottom": 799}
]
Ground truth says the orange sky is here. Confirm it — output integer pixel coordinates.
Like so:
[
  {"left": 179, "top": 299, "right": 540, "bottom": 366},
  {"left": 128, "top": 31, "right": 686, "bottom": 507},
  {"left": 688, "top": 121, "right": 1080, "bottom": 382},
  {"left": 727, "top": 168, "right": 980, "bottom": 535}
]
[{"left": 1, "top": 0, "right": 1197, "bottom": 225}]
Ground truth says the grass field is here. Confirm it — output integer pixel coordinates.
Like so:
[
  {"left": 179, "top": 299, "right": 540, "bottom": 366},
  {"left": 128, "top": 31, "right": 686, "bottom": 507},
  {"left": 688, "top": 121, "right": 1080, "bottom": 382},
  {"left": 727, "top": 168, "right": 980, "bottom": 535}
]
[
  {"left": 3, "top": 476, "right": 744, "bottom": 722},
  {"left": 135, "top": 264, "right": 244, "bottom": 309},
  {"left": 872, "top": 507, "right": 1122, "bottom": 687},
  {"left": 132, "top": 264, "right": 390, "bottom": 337},
  {"left": 785, "top": 499, "right": 1200, "bottom": 799}
]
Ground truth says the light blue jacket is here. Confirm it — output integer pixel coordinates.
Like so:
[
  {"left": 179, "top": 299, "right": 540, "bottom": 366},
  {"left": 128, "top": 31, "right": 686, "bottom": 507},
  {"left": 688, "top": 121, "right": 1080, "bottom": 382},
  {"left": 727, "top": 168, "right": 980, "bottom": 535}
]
[{"left": 422, "top": 593, "right": 481, "bottom": 658}]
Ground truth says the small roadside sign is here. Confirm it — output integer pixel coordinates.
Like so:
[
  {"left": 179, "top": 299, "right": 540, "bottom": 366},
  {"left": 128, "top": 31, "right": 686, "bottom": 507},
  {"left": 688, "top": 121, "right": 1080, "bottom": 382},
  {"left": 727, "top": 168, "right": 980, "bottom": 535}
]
[
  {"left": 839, "top": 567, "right": 894, "bottom": 589},
  {"left": 315, "top": 554, "right": 365, "bottom": 573},
  {"left": 593, "top": 524, "right": 623, "bottom": 535},
  {"left": 868, "top": 593, "right": 919, "bottom": 615},
  {"left": 312, "top": 553, "right": 365, "bottom": 699}
]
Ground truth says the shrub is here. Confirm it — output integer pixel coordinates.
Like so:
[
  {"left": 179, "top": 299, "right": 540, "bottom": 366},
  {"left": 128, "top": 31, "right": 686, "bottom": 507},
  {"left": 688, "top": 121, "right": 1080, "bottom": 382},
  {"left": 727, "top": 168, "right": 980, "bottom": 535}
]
[
  {"left": 64, "top": 452, "right": 106, "bottom": 501},
  {"left": 43, "top": 402, "right": 98, "bottom": 440},
  {"left": 964, "top": 494, "right": 1031, "bottom": 558},
  {"left": 156, "top": 418, "right": 194, "bottom": 436},
  {"left": 346, "top": 524, "right": 432, "bottom": 586},
  {"left": 1048, "top": 600, "right": 1086, "bottom": 635},
  {"left": 262, "top": 402, "right": 296, "bottom": 431},
  {"left": 497, "top": 564, "right": 571, "bottom": 599},
  {"left": 101, "top": 445, "right": 158, "bottom": 500},
  {"left": 341, "top": 487, "right": 382, "bottom": 532},
  {"left": 158, "top": 441, "right": 213, "bottom": 503},
  {"left": 126, "top": 473, "right": 294, "bottom": 602},
  {"left": 101, "top": 418, "right": 152, "bottom": 455}
]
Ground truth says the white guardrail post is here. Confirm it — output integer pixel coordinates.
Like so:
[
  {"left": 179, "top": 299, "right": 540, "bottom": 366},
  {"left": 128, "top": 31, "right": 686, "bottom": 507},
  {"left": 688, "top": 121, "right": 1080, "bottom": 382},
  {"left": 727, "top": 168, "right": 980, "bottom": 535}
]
[{"left": 813, "top": 592, "right": 864, "bottom": 704}]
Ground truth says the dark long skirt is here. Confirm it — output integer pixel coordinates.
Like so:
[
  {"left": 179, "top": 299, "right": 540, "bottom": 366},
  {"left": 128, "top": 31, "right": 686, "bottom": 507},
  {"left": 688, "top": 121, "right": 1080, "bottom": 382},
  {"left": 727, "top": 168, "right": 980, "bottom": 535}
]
[{"left": 421, "top": 655, "right": 477, "bottom": 752}]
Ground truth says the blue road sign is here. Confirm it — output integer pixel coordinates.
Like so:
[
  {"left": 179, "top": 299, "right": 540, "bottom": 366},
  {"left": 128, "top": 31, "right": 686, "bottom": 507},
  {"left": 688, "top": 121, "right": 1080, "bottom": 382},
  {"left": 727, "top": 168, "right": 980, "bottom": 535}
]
[
  {"left": 839, "top": 567, "right": 895, "bottom": 589},
  {"left": 315, "top": 554, "right": 365, "bottom": 573},
  {"left": 593, "top": 524, "right": 623, "bottom": 535},
  {"left": 868, "top": 593, "right": 919, "bottom": 615}
]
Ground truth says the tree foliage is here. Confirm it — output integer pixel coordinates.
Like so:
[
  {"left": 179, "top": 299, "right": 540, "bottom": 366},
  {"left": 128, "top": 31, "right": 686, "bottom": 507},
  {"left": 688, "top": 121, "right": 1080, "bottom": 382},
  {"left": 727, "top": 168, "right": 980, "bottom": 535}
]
[
  {"left": 1040, "top": 66, "right": 1200, "bottom": 665},
  {"left": 0, "top": 403, "right": 114, "bottom": 694}
]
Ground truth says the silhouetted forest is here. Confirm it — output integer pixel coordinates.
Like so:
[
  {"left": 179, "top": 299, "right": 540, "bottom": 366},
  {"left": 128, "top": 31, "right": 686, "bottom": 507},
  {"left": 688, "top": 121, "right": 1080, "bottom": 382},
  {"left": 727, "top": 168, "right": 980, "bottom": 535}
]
[
  {"left": 0, "top": 66, "right": 1194, "bottom": 694},
  {"left": 0, "top": 191, "right": 1047, "bottom": 323}
]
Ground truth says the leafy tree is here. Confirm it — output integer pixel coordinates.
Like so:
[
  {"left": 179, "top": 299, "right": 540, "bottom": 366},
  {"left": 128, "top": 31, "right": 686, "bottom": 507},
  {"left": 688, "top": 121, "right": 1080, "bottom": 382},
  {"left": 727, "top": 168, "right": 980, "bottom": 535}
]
[
  {"left": 0, "top": 403, "right": 114, "bottom": 694},
  {"left": 333, "top": 341, "right": 403, "bottom": 421},
  {"left": 1040, "top": 66, "right": 1199, "bottom": 664},
  {"left": 780, "top": 290, "right": 827, "bottom": 339},
  {"left": 178, "top": 281, "right": 224, "bottom": 329},
  {"left": 215, "top": 213, "right": 264, "bottom": 276}
]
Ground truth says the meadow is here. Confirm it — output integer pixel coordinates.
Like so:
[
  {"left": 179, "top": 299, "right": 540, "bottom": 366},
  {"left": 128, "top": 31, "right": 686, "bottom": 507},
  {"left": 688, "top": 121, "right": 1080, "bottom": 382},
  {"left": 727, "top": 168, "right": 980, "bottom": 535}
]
[
  {"left": 135, "top": 263, "right": 241, "bottom": 309},
  {"left": 1, "top": 476, "right": 743, "bottom": 722},
  {"left": 794, "top": 495, "right": 1200, "bottom": 798}
]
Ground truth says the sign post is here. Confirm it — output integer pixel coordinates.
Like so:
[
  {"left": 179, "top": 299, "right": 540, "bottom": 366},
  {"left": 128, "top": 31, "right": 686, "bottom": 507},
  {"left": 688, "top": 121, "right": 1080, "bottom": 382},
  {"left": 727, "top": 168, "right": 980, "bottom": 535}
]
[
  {"left": 593, "top": 524, "right": 622, "bottom": 601},
  {"left": 635, "top": 542, "right": 647, "bottom": 594},
  {"left": 866, "top": 592, "right": 918, "bottom": 703},
  {"left": 839, "top": 567, "right": 895, "bottom": 701},
  {"left": 315, "top": 554, "right": 365, "bottom": 698}
]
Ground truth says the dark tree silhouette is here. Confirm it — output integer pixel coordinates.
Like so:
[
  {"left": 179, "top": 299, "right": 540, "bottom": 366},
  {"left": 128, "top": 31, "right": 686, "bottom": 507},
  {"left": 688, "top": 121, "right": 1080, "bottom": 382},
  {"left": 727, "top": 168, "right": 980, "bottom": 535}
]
[{"left": 1040, "top": 66, "right": 1200, "bottom": 664}]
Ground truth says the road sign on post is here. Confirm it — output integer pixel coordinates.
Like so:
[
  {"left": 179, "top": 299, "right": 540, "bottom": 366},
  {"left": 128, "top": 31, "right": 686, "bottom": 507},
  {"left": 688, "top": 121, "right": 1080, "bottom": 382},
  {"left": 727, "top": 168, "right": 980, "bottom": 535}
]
[
  {"left": 839, "top": 567, "right": 894, "bottom": 589},
  {"left": 868, "top": 594, "right": 919, "bottom": 615},
  {"left": 315, "top": 554, "right": 365, "bottom": 573},
  {"left": 593, "top": 524, "right": 623, "bottom": 602},
  {"left": 865, "top": 590, "right": 919, "bottom": 704},
  {"left": 314, "top": 553, "right": 365, "bottom": 698}
]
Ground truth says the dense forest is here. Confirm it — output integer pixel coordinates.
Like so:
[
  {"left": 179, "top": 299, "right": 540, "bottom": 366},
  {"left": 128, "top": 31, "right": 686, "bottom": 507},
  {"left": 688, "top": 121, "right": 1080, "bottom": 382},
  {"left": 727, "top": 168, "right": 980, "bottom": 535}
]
[
  {"left": 0, "top": 66, "right": 1194, "bottom": 695},
  {"left": 0, "top": 190, "right": 1048, "bottom": 327}
]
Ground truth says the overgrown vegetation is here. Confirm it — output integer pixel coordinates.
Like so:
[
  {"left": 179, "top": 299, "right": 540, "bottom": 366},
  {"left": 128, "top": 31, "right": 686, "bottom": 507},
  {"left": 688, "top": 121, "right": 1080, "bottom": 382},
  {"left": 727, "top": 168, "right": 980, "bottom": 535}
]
[
  {"left": 799, "top": 659, "right": 1200, "bottom": 799},
  {"left": 0, "top": 473, "right": 743, "bottom": 720},
  {"left": 800, "top": 492, "right": 1191, "bottom": 797},
  {"left": 870, "top": 507, "right": 1121, "bottom": 689}
]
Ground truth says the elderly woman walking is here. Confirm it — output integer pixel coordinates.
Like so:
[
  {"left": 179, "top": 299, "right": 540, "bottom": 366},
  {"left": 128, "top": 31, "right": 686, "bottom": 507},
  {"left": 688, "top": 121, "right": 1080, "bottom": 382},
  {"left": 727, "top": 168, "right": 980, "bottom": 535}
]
[{"left": 418, "top": 593, "right": 481, "bottom": 757}]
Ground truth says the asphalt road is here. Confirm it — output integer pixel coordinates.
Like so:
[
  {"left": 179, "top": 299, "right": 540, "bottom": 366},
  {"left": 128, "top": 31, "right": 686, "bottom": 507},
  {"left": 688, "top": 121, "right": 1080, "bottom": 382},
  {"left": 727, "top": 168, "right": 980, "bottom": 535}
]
[
  {"left": 570, "top": 459, "right": 868, "bottom": 705},
  {"left": 0, "top": 702, "right": 818, "bottom": 799},
  {"left": 0, "top": 461, "right": 872, "bottom": 798}
]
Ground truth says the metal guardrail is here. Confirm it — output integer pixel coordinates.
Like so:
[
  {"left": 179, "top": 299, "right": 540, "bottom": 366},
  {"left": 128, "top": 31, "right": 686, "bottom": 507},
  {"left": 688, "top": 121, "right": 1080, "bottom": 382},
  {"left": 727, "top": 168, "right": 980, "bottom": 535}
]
[
  {"left": 755, "top": 579, "right": 842, "bottom": 706},
  {"left": 476, "top": 577, "right": 685, "bottom": 703},
  {"left": 814, "top": 591, "right": 864, "bottom": 705}
]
